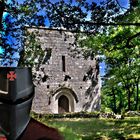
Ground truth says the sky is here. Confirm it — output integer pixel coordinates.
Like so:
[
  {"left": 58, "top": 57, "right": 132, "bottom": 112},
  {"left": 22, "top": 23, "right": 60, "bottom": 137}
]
[
  {"left": 50, "top": 0, "right": 129, "bottom": 8},
  {"left": 118, "top": 0, "right": 130, "bottom": 8},
  {"left": 0, "top": 47, "right": 4, "bottom": 55},
  {"left": 0, "top": 0, "right": 130, "bottom": 72}
]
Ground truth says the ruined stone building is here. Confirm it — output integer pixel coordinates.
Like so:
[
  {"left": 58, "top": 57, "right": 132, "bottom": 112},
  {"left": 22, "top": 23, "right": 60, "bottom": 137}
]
[{"left": 26, "top": 27, "right": 101, "bottom": 114}]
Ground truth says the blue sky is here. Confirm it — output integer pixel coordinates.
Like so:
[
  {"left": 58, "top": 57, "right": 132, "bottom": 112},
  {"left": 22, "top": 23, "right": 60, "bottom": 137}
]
[
  {"left": 0, "top": 47, "right": 4, "bottom": 55},
  {"left": 118, "top": 0, "right": 130, "bottom": 8},
  {"left": 0, "top": 0, "right": 130, "bottom": 70},
  {"left": 50, "top": 0, "right": 129, "bottom": 8}
]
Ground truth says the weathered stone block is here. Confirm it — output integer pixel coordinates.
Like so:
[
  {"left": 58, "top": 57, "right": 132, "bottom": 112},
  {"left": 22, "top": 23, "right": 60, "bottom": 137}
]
[{"left": 26, "top": 27, "right": 101, "bottom": 114}]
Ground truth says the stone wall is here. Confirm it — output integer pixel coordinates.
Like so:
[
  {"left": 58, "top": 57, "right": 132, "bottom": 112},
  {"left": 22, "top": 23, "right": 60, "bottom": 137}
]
[{"left": 26, "top": 27, "right": 101, "bottom": 114}]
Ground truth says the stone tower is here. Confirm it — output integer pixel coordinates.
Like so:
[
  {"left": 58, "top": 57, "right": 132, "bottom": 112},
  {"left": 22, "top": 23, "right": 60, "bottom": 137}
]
[{"left": 26, "top": 27, "right": 101, "bottom": 114}]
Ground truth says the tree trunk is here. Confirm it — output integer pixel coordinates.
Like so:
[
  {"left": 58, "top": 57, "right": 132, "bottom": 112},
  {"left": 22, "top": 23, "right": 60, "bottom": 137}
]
[
  {"left": 135, "top": 80, "right": 139, "bottom": 110},
  {"left": 120, "top": 76, "right": 131, "bottom": 111},
  {"left": 112, "top": 88, "right": 117, "bottom": 113},
  {"left": 0, "top": 0, "right": 5, "bottom": 29},
  {"left": 127, "top": 87, "right": 131, "bottom": 111},
  {"left": 118, "top": 90, "right": 123, "bottom": 113}
]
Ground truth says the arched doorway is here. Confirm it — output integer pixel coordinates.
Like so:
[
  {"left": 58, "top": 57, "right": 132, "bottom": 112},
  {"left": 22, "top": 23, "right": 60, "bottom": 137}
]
[
  {"left": 53, "top": 87, "right": 78, "bottom": 113},
  {"left": 58, "top": 95, "right": 69, "bottom": 113}
]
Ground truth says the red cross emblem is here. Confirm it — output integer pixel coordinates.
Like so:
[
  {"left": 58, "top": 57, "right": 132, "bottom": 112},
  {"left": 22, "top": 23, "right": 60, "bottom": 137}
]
[{"left": 7, "top": 71, "right": 16, "bottom": 81}]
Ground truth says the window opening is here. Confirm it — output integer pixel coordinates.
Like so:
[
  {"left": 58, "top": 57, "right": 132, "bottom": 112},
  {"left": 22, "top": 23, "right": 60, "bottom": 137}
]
[{"left": 62, "top": 56, "right": 66, "bottom": 72}]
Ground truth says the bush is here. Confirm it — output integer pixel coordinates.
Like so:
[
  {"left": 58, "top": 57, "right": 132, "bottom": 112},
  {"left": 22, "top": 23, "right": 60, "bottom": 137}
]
[
  {"left": 31, "top": 111, "right": 126, "bottom": 120},
  {"left": 31, "top": 111, "right": 100, "bottom": 119},
  {"left": 125, "top": 111, "right": 140, "bottom": 117}
]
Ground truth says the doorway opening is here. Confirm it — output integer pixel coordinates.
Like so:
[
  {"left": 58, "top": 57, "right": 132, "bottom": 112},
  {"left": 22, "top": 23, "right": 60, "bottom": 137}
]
[{"left": 58, "top": 95, "right": 69, "bottom": 113}]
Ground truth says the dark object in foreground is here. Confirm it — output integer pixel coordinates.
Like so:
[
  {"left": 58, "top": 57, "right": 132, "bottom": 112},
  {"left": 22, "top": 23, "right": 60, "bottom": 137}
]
[
  {"left": 0, "top": 67, "right": 63, "bottom": 140},
  {"left": 18, "top": 118, "right": 63, "bottom": 140},
  {"left": 0, "top": 67, "right": 34, "bottom": 140},
  {"left": 0, "top": 118, "right": 63, "bottom": 140},
  {"left": 0, "top": 67, "right": 34, "bottom": 102},
  {"left": 0, "top": 94, "right": 34, "bottom": 139}
]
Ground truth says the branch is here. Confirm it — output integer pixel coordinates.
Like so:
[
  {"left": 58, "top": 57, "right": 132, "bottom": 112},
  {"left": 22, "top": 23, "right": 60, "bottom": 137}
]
[
  {"left": 77, "top": 20, "right": 140, "bottom": 26},
  {"left": 115, "top": 0, "right": 129, "bottom": 11},
  {"left": 108, "top": 32, "right": 140, "bottom": 50},
  {"left": 0, "top": 0, "right": 5, "bottom": 29},
  {"left": 126, "top": 32, "right": 140, "bottom": 47}
]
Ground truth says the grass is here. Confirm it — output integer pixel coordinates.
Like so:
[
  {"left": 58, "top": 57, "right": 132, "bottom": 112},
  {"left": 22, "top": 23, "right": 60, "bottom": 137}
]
[{"left": 34, "top": 116, "right": 140, "bottom": 140}]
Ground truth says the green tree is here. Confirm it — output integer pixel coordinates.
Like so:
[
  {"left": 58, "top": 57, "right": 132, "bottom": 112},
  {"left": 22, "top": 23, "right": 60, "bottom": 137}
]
[
  {"left": 0, "top": 0, "right": 139, "bottom": 112},
  {"left": 78, "top": 3, "right": 140, "bottom": 113},
  {"left": 103, "top": 3, "right": 140, "bottom": 112},
  {"left": 0, "top": 0, "right": 133, "bottom": 66}
]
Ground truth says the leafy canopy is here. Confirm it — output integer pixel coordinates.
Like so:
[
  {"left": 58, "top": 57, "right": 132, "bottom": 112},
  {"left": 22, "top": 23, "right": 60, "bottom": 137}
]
[{"left": 0, "top": 0, "right": 133, "bottom": 66}]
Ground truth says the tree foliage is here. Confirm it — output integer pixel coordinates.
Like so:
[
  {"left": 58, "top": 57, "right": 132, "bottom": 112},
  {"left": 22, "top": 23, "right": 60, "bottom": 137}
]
[
  {"left": 0, "top": 0, "right": 134, "bottom": 66},
  {"left": 102, "top": 4, "right": 140, "bottom": 113},
  {"left": 0, "top": 0, "right": 139, "bottom": 112},
  {"left": 79, "top": 3, "right": 140, "bottom": 113}
]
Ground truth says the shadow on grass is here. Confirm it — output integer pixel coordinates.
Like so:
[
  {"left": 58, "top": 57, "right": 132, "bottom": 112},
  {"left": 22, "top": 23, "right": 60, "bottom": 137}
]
[{"left": 35, "top": 117, "right": 140, "bottom": 140}]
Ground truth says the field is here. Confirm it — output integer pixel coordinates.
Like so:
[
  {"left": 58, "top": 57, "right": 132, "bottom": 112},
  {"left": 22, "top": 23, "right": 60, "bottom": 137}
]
[{"left": 34, "top": 116, "right": 140, "bottom": 140}]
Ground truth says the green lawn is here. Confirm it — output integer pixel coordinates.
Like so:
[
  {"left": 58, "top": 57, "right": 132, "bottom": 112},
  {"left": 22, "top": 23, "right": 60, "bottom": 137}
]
[{"left": 34, "top": 117, "right": 140, "bottom": 140}]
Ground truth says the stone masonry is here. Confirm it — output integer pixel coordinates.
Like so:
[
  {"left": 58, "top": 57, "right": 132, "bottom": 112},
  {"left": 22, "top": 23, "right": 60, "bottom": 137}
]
[{"left": 26, "top": 27, "right": 101, "bottom": 114}]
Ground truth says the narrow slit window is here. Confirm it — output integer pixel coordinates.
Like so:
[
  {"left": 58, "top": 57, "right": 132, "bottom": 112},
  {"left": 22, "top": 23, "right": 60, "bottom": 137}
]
[{"left": 62, "top": 56, "right": 66, "bottom": 72}]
